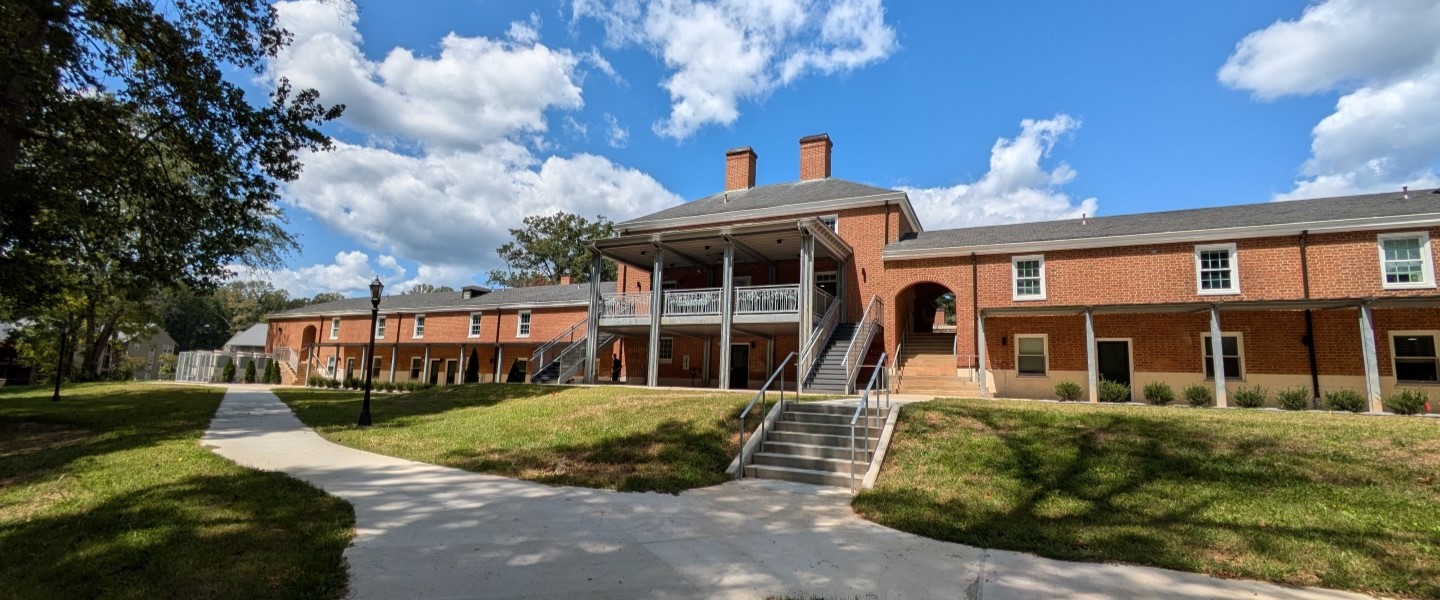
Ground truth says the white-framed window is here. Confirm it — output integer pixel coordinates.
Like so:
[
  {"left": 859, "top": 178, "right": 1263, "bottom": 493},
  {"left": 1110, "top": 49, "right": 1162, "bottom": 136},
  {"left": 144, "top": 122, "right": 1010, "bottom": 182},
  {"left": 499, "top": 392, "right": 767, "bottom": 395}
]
[
  {"left": 517, "top": 310, "right": 531, "bottom": 337},
  {"left": 375, "top": 315, "right": 387, "bottom": 338},
  {"left": 468, "top": 313, "right": 482, "bottom": 338},
  {"left": 329, "top": 318, "right": 340, "bottom": 340},
  {"left": 327, "top": 356, "right": 337, "bottom": 374},
  {"left": 659, "top": 337, "right": 674, "bottom": 362},
  {"left": 409, "top": 357, "right": 422, "bottom": 379},
  {"left": 1016, "top": 335, "right": 1047, "bottom": 376},
  {"left": 1195, "top": 243, "right": 1239, "bottom": 295},
  {"left": 818, "top": 214, "right": 839, "bottom": 233},
  {"left": 1378, "top": 232, "right": 1435, "bottom": 290},
  {"left": 371, "top": 357, "right": 383, "bottom": 378},
  {"left": 1202, "top": 333, "right": 1244, "bottom": 380},
  {"left": 1011, "top": 255, "right": 1046, "bottom": 300},
  {"left": 1390, "top": 331, "right": 1439, "bottom": 383},
  {"left": 413, "top": 314, "right": 426, "bottom": 339},
  {"left": 815, "top": 271, "right": 838, "bottom": 297}
]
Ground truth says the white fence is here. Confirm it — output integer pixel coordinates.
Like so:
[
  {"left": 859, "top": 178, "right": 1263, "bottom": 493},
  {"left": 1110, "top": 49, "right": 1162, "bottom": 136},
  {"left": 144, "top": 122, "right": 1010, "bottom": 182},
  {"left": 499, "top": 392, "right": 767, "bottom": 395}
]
[{"left": 174, "top": 350, "right": 273, "bottom": 383}]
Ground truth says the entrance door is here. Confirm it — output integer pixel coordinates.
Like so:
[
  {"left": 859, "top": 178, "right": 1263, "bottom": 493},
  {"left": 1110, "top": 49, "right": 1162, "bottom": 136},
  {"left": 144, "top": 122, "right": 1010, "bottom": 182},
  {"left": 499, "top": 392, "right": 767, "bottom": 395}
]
[
  {"left": 444, "top": 359, "right": 457, "bottom": 385},
  {"left": 816, "top": 272, "right": 838, "bottom": 297},
  {"left": 428, "top": 359, "right": 441, "bottom": 385},
  {"left": 506, "top": 358, "right": 528, "bottom": 383},
  {"left": 1096, "top": 340, "right": 1132, "bottom": 389},
  {"left": 729, "top": 344, "right": 750, "bottom": 389}
]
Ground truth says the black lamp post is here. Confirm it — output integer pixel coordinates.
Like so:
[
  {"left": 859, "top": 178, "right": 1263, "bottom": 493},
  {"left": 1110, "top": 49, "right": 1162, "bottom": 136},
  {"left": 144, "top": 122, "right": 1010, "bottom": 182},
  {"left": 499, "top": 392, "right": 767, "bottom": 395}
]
[{"left": 358, "top": 277, "right": 383, "bottom": 427}]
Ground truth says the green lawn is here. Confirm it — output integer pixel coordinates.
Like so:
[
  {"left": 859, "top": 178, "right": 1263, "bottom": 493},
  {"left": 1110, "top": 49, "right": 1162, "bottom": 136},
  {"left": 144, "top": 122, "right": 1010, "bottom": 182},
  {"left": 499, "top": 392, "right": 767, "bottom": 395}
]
[
  {"left": 0, "top": 383, "right": 354, "bottom": 600},
  {"left": 275, "top": 384, "right": 757, "bottom": 493},
  {"left": 854, "top": 399, "right": 1440, "bottom": 598}
]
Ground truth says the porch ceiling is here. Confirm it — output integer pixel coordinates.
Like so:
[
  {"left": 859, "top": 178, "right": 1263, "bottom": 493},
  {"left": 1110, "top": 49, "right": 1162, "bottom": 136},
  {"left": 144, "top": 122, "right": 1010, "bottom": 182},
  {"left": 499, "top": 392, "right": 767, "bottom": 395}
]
[
  {"left": 591, "top": 218, "right": 850, "bottom": 271},
  {"left": 601, "top": 321, "right": 799, "bottom": 339}
]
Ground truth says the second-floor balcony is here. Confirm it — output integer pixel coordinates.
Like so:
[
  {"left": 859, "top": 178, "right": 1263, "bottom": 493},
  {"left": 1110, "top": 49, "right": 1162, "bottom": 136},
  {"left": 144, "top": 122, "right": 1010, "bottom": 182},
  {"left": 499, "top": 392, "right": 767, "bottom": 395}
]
[{"left": 599, "top": 285, "right": 833, "bottom": 327}]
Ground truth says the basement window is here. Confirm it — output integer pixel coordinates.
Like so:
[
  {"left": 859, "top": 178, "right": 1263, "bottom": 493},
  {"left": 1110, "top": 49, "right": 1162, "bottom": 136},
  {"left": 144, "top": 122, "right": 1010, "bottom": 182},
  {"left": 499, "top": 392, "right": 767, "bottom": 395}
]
[{"left": 1392, "top": 332, "right": 1439, "bottom": 383}]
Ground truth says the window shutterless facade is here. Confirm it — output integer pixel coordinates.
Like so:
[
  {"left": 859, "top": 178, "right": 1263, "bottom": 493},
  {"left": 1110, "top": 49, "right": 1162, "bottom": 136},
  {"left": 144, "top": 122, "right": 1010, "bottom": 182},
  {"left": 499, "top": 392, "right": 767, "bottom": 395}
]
[
  {"left": 1016, "top": 335, "right": 1047, "bottom": 376},
  {"left": 517, "top": 311, "right": 531, "bottom": 337},
  {"left": 329, "top": 318, "right": 340, "bottom": 339},
  {"left": 371, "top": 357, "right": 383, "bottom": 378},
  {"left": 375, "top": 315, "right": 387, "bottom": 338},
  {"left": 1390, "top": 331, "right": 1439, "bottom": 383},
  {"left": 659, "top": 337, "right": 674, "bottom": 362},
  {"left": 1203, "top": 333, "right": 1244, "bottom": 379},
  {"left": 1011, "top": 255, "right": 1045, "bottom": 300},
  {"left": 1195, "top": 243, "right": 1239, "bottom": 294},
  {"left": 1378, "top": 232, "right": 1435, "bottom": 289},
  {"left": 409, "top": 357, "right": 422, "bottom": 379},
  {"left": 413, "top": 314, "right": 425, "bottom": 339},
  {"left": 468, "top": 313, "right": 482, "bottom": 338}
]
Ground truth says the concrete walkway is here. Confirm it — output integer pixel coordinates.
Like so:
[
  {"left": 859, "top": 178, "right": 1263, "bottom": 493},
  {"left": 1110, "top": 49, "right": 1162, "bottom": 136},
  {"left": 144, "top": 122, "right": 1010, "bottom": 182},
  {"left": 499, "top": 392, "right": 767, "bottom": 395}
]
[{"left": 203, "top": 387, "right": 1375, "bottom": 600}]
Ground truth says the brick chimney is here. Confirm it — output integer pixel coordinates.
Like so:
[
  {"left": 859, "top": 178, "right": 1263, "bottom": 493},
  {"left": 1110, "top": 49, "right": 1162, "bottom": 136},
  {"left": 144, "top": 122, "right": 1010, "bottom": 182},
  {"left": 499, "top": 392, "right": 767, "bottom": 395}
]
[
  {"left": 799, "top": 133, "right": 832, "bottom": 181},
  {"left": 558, "top": 274, "right": 572, "bottom": 285},
  {"left": 725, "top": 147, "right": 757, "bottom": 191}
]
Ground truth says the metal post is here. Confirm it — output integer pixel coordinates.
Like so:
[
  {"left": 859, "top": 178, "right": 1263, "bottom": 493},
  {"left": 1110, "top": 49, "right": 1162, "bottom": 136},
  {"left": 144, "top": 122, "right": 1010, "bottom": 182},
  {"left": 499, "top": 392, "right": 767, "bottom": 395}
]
[
  {"left": 422, "top": 345, "right": 431, "bottom": 384},
  {"left": 389, "top": 346, "right": 397, "bottom": 383},
  {"left": 584, "top": 254, "right": 602, "bottom": 384},
  {"left": 647, "top": 247, "right": 664, "bottom": 387},
  {"left": 719, "top": 242, "right": 735, "bottom": 389},
  {"left": 1359, "top": 302, "right": 1382, "bottom": 412},
  {"left": 1209, "top": 305, "right": 1228, "bottom": 408},
  {"left": 359, "top": 303, "right": 379, "bottom": 426},
  {"left": 1085, "top": 309, "right": 1098, "bottom": 403},
  {"left": 51, "top": 321, "right": 67, "bottom": 402},
  {"left": 976, "top": 312, "right": 989, "bottom": 398}
]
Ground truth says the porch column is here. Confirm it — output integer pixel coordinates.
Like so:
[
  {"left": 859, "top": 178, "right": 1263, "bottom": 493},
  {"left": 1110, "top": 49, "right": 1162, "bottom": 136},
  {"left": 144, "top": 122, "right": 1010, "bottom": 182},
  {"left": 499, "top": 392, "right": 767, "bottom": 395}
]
[
  {"left": 718, "top": 242, "right": 735, "bottom": 389},
  {"left": 976, "top": 311, "right": 989, "bottom": 398},
  {"left": 458, "top": 345, "right": 466, "bottom": 384},
  {"left": 702, "top": 337, "right": 712, "bottom": 387},
  {"left": 494, "top": 345, "right": 504, "bottom": 383},
  {"left": 1358, "top": 302, "right": 1382, "bottom": 412},
  {"left": 1209, "top": 306, "right": 1228, "bottom": 407},
  {"left": 1085, "top": 308, "right": 1098, "bottom": 404},
  {"left": 388, "top": 345, "right": 397, "bottom": 383},
  {"left": 584, "top": 254, "right": 602, "bottom": 384},
  {"left": 798, "top": 234, "right": 815, "bottom": 361},
  {"left": 837, "top": 258, "right": 848, "bottom": 319},
  {"left": 422, "top": 345, "right": 431, "bottom": 384},
  {"left": 647, "top": 248, "right": 664, "bottom": 386}
]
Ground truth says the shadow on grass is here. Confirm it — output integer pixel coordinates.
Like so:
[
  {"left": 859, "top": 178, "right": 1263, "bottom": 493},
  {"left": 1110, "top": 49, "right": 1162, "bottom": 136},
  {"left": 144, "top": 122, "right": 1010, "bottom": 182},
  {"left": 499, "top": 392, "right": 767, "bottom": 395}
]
[
  {"left": 853, "top": 400, "right": 1440, "bottom": 598},
  {"left": 278, "top": 383, "right": 559, "bottom": 429}
]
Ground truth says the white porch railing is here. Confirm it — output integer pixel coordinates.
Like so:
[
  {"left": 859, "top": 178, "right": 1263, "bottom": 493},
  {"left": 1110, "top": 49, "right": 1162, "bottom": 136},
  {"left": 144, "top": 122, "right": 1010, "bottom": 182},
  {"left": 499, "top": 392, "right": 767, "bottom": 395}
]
[
  {"left": 599, "top": 285, "right": 810, "bottom": 319},
  {"left": 735, "top": 285, "right": 800, "bottom": 314},
  {"left": 664, "top": 288, "right": 722, "bottom": 315},
  {"left": 273, "top": 346, "right": 299, "bottom": 372},
  {"left": 601, "top": 292, "right": 651, "bottom": 317}
]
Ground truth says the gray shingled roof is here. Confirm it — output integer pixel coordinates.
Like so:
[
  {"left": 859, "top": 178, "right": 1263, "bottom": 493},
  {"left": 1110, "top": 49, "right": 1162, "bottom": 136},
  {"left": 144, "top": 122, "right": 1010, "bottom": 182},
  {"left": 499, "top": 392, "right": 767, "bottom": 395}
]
[
  {"left": 887, "top": 188, "right": 1440, "bottom": 253},
  {"left": 619, "top": 178, "right": 901, "bottom": 227},
  {"left": 225, "top": 323, "right": 268, "bottom": 349},
  {"left": 271, "top": 282, "right": 600, "bottom": 318}
]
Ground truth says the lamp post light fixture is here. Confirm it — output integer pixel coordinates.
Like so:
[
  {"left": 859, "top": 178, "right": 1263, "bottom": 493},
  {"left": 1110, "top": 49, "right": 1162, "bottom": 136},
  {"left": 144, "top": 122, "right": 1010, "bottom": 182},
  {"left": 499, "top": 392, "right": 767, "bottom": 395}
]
[{"left": 358, "top": 277, "right": 384, "bottom": 427}]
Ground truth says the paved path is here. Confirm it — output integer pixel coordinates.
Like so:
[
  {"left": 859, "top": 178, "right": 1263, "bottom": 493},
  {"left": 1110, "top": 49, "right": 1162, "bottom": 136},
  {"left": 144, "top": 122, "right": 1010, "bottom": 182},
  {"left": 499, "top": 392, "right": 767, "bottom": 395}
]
[{"left": 203, "top": 387, "right": 1374, "bottom": 600}]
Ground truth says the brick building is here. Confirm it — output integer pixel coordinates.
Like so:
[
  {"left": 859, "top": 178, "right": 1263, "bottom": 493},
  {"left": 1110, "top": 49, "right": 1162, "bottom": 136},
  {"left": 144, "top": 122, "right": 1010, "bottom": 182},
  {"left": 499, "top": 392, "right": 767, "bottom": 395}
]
[{"left": 268, "top": 133, "right": 1440, "bottom": 413}]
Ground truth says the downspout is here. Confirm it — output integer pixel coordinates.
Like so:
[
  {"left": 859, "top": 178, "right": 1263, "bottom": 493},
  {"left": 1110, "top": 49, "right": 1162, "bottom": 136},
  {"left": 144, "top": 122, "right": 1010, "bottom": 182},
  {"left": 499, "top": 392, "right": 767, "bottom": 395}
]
[
  {"left": 884, "top": 201, "right": 891, "bottom": 243},
  {"left": 1300, "top": 231, "right": 1321, "bottom": 404}
]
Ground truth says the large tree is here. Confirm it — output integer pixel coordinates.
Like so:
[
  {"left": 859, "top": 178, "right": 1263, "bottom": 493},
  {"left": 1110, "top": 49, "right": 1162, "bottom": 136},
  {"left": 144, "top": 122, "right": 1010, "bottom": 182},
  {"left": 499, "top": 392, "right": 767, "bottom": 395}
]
[
  {"left": 0, "top": 0, "right": 344, "bottom": 317},
  {"left": 488, "top": 212, "right": 616, "bottom": 287},
  {"left": 404, "top": 284, "right": 454, "bottom": 295}
]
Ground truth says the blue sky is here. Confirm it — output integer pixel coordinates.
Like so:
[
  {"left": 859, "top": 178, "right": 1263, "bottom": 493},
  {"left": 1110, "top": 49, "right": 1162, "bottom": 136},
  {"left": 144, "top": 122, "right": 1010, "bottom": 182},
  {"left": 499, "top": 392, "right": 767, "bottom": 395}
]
[{"left": 240, "top": 0, "right": 1440, "bottom": 297}]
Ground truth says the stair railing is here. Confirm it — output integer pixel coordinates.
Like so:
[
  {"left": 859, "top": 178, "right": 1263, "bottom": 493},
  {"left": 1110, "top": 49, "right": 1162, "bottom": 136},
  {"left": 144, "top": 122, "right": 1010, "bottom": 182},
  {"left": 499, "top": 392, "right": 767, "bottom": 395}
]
[
  {"left": 554, "top": 332, "right": 618, "bottom": 383},
  {"left": 797, "top": 296, "right": 840, "bottom": 387},
  {"left": 840, "top": 295, "right": 884, "bottom": 393},
  {"left": 530, "top": 316, "right": 588, "bottom": 380},
  {"left": 891, "top": 329, "right": 907, "bottom": 392},
  {"left": 850, "top": 351, "right": 889, "bottom": 491},
  {"left": 736, "top": 352, "right": 796, "bottom": 480}
]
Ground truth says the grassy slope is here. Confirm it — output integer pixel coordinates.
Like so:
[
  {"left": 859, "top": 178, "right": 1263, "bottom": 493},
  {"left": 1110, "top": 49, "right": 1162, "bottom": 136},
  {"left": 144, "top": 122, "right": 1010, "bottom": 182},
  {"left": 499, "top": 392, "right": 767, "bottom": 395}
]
[
  {"left": 0, "top": 383, "right": 353, "bottom": 600},
  {"left": 276, "top": 384, "right": 754, "bottom": 493},
  {"left": 854, "top": 398, "right": 1440, "bottom": 598}
]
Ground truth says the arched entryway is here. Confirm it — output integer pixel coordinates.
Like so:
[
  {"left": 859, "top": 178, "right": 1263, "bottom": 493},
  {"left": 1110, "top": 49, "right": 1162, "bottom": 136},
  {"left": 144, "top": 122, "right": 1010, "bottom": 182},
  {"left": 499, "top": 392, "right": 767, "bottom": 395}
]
[
  {"left": 896, "top": 282, "right": 955, "bottom": 334},
  {"left": 891, "top": 281, "right": 976, "bottom": 396}
]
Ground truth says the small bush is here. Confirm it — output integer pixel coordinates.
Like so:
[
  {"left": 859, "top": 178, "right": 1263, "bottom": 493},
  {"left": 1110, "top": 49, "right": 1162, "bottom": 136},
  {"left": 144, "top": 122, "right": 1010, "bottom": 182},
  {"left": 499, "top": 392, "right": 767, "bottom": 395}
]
[
  {"left": 243, "top": 360, "right": 257, "bottom": 384},
  {"left": 1323, "top": 389, "right": 1366, "bottom": 413},
  {"left": 220, "top": 360, "right": 236, "bottom": 383},
  {"left": 1141, "top": 381, "right": 1175, "bottom": 405},
  {"left": 1183, "top": 384, "right": 1213, "bottom": 407},
  {"left": 1276, "top": 387, "right": 1311, "bottom": 411},
  {"left": 1232, "top": 385, "right": 1267, "bottom": 408},
  {"left": 1054, "top": 380, "right": 1084, "bottom": 402},
  {"left": 326, "top": 378, "right": 340, "bottom": 389},
  {"left": 1098, "top": 379, "right": 1131, "bottom": 403},
  {"left": 1384, "top": 389, "right": 1429, "bottom": 415},
  {"left": 382, "top": 381, "right": 395, "bottom": 393}
]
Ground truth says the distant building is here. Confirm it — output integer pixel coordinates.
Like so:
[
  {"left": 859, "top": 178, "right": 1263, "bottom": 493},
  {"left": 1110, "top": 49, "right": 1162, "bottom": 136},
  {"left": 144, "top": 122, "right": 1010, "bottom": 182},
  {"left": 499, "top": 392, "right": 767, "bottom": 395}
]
[
  {"left": 0, "top": 322, "right": 36, "bottom": 386},
  {"left": 223, "top": 323, "right": 268, "bottom": 353},
  {"left": 122, "top": 330, "right": 177, "bottom": 381}
]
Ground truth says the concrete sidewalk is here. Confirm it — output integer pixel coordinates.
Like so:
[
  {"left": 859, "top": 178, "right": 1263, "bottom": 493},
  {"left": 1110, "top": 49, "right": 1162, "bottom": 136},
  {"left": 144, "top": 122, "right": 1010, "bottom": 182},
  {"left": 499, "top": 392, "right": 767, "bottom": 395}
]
[{"left": 203, "top": 387, "right": 1375, "bottom": 600}]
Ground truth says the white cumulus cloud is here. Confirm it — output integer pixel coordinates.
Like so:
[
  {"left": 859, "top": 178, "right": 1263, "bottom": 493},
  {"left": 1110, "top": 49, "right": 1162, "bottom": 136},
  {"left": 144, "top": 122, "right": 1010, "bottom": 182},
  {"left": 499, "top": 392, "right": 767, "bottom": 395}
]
[
  {"left": 572, "top": 0, "right": 898, "bottom": 139},
  {"left": 1219, "top": 0, "right": 1440, "bottom": 199},
  {"left": 229, "top": 251, "right": 407, "bottom": 298},
  {"left": 901, "top": 115, "right": 1098, "bottom": 230}
]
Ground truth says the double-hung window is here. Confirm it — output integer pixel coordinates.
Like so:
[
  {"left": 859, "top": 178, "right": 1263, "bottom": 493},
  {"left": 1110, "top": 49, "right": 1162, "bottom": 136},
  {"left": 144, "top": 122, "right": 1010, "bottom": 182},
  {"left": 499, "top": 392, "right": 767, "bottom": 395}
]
[
  {"left": 468, "top": 313, "right": 482, "bottom": 338},
  {"left": 1195, "top": 243, "right": 1239, "bottom": 294},
  {"left": 409, "top": 357, "right": 422, "bottom": 379},
  {"left": 818, "top": 215, "right": 839, "bottom": 233},
  {"left": 375, "top": 315, "right": 387, "bottom": 338},
  {"left": 1203, "top": 333, "right": 1244, "bottom": 379},
  {"left": 1016, "top": 335, "right": 1047, "bottom": 376},
  {"left": 517, "top": 311, "right": 531, "bottom": 337},
  {"left": 1012, "top": 255, "right": 1045, "bottom": 300},
  {"left": 329, "top": 318, "right": 340, "bottom": 339},
  {"left": 413, "top": 314, "right": 425, "bottom": 339},
  {"left": 1392, "top": 332, "right": 1439, "bottom": 383},
  {"left": 371, "top": 357, "right": 383, "bottom": 378},
  {"left": 1378, "top": 233, "right": 1435, "bottom": 289},
  {"left": 659, "top": 337, "right": 674, "bottom": 362}
]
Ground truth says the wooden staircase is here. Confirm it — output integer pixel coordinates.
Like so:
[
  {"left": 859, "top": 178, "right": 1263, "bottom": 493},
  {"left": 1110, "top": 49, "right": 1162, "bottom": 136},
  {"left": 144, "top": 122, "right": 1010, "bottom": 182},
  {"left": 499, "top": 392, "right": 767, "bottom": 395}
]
[
  {"left": 743, "top": 402, "right": 884, "bottom": 487},
  {"left": 895, "top": 332, "right": 981, "bottom": 397}
]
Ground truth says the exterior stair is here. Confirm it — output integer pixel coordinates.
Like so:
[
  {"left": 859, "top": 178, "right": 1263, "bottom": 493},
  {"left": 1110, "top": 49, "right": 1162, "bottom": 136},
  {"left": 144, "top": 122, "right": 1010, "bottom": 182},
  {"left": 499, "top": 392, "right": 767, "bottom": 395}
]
[
  {"left": 743, "top": 402, "right": 884, "bottom": 488},
  {"left": 280, "top": 360, "right": 306, "bottom": 386},
  {"left": 896, "top": 332, "right": 982, "bottom": 397},
  {"left": 804, "top": 323, "right": 857, "bottom": 393},
  {"left": 531, "top": 333, "right": 617, "bottom": 384}
]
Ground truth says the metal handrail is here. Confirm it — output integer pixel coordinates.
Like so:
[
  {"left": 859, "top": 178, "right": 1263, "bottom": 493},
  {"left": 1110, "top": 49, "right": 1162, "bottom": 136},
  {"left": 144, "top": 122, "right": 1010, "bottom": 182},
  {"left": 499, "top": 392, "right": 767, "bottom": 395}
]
[
  {"left": 554, "top": 331, "right": 617, "bottom": 383},
  {"left": 797, "top": 297, "right": 841, "bottom": 387},
  {"left": 737, "top": 351, "right": 797, "bottom": 480},
  {"left": 812, "top": 288, "right": 835, "bottom": 318},
  {"left": 850, "top": 352, "right": 889, "bottom": 491},
  {"left": 892, "top": 330, "right": 907, "bottom": 392},
  {"left": 530, "top": 316, "right": 588, "bottom": 376},
  {"left": 840, "top": 295, "right": 884, "bottom": 393}
]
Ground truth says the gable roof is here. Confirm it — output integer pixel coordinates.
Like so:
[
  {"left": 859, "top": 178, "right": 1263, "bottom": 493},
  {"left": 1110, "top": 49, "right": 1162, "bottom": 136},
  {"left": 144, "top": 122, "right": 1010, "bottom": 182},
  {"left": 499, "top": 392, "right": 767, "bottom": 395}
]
[
  {"left": 884, "top": 188, "right": 1440, "bottom": 259},
  {"left": 618, "top": 178, "right": 921, "bottom": 233},
  {"left": 269, "top": 282, "right": 601, "bottom": 319},
  {"left": 225, "top": 323, "right": 268, "bottom": 349}
]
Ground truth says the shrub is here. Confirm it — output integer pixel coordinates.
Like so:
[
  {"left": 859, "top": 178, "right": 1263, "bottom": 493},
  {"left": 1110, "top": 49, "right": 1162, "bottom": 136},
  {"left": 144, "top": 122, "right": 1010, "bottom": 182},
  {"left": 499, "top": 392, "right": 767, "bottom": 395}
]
[
  {"left": 326, "top": 378, "right": 340, "bottom": 389},
  {"left": 1276, "top": 387, "right": 1311, "bottom": 411},
  {"left": 1054, "top": 380, "right": 1084, "bottom": 402},
  {"left": 1098, "top": 379, "right": 1131, "bottom": 403},
  {"left": 220, "top": 360, "right": 236, "bottom": 383},
  {"left": 1183, "top": 384, "right": 1212, "bottom": 407},
  {"left": 1232, "top": 385, "right": 1267, "bottom": 408},
  {"left": 1323, "top": 389, "right": 1366, "bottom": 413},
  {"left": 1384, "top": 389, "right": 1429, "bottom": 415},
  {"left": 382, "top": 381, "right": 395, "bottom": 393},
  {"left": 243, "top": 360, "right": 257, "bottom": 384},
  {"left": 1141, "top": 381, "right": 1175, "bottom": 405}
]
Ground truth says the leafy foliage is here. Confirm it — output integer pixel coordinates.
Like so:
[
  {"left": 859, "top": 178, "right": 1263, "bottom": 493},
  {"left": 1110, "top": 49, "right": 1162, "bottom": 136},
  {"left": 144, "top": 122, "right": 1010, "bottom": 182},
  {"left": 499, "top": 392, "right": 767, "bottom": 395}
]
[
  {"left": 487, "top": 212, "right": 616, "bottom": 287},
  {"left": 1053, "top": 380, "right": 1084, "bottom": 402},
  {"left": 1183, "top": 383, "right": 1213, "bottom": 407},
  {"left": 404, "top": 283, "right": 455, "bottom": 295},
  {"left": 1097, "top": 379, "right": 1130, "bottom": 403},
  {"left": 1232, "top": 385, "right": 1267, "bottom": 408},
  {"left": 1322, "top": 389, "right": 1366, "bottom": 413},
  {"left": 220, "top": 359, "right": 235, "bottom": 383},
  {"left": 1383, "top": 389, "right": 1428, "bottom": 415},
  {"left": 243, "top": 360, "right": 257, "bottom": 384},
  {"left": 1276, "top": 387, "right": 1312, "bottom": 411},
  {"left": 1141, "top": 381, "right": 1175, "bottom": 405}
]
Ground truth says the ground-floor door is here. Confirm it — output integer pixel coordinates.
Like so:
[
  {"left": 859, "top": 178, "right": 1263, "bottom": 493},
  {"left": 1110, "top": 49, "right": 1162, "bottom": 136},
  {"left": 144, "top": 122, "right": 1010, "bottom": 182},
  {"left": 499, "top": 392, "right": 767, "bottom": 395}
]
[
  {"left": 506, "top": 358, "right": 528, "bottom": 383},
  {"left": 1096, "top": 339, "right": 1132, "bottom": 391},
  {"left": 729, "top": 344, "right": 750, "bottom": 389},
  {"left": 444, "top": 359, "right": 457, "bottom": 385},
  {"left": 428, "top": 359, "right": 441, "bottom": 385}
]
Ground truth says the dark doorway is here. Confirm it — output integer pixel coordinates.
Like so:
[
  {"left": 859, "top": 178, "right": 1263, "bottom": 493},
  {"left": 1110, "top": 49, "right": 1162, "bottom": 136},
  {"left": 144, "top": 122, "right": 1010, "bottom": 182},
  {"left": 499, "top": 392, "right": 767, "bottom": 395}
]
[
  {"left": 1096, "top": 340, "right": 1132, "bottom": 389},
  {"left": 444, "top": 359, "right": 457, "bottom": 385},
  {"left": 729, "top": 344, "right": 750, "bottom": 389},
  {"left": 506, "top": 358, "right": 528, "bottom": 383},
  {"left": 428, "top": 359, "right": 441, "bottom": 385}
]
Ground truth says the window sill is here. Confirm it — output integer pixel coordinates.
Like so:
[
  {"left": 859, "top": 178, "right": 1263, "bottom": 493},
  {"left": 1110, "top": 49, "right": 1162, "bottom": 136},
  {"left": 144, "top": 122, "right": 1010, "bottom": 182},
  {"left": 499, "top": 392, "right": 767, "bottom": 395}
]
[
  {"left": 1382, "top": 283, "right": 1436, "bottom": 291},
  {"left": 1395, "top": 380, "right": 1440, "bottom": 386},
  {"left": 1013, "top": 295, "right": 1047, "bottom": 302},
  {"left": 1017, "top": 373, "right": 1048, "bottom": 378},
  {"left": 1198, "top": 289, "right": 1240, "bottom": 296},
  {"left": 659, "top": 359, "right": 673, "bottom": 364}
]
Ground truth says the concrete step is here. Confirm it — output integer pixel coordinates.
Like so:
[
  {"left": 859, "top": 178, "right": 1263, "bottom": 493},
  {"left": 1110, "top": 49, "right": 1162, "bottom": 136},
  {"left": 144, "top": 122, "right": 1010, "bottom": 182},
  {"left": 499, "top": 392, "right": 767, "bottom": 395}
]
[
  {"left": 743, "top": 464, "right": 855, "bottom": 487},
  {"left": 751, "top": 452, "right": 864, "bottom": 474},
  {"left": 774, "top": 420, "right": 881, "bottom": 437},
  {"left": 763, "top": 441, "right": 870, "bottom": 460},
  {"left": 767, "top": 430, "right": 879, "bottom": 448},
  {"left": 785, "top": 403, "right": 860, "bottom": 415},
  {"left": 782, "top": 411, "right": 883, "bottom": 426}
]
